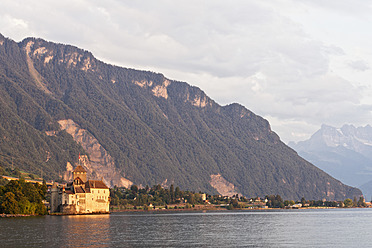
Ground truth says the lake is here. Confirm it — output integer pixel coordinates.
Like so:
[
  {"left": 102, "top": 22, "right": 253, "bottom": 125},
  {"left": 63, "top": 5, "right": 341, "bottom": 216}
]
[{"left": 0, "top": 208, "right": 371, "bottom": 247}]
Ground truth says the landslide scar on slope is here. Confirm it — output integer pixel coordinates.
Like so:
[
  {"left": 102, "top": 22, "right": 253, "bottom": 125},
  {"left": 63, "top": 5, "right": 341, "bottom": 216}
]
[
  {"left": 210, "top": 174, "right": 239, "bottom": 197},
  {"left": 58, "top": 119, "right": 132, "bottom": 188},
  {"left": 23, "top": 41, "right": 53, "bottom": 95}
]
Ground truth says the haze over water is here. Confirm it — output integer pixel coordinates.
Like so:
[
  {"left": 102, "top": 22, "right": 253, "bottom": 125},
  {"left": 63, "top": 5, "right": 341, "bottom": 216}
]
[{"left": 1, "top": 208, "right": 371, "bottom": 247}]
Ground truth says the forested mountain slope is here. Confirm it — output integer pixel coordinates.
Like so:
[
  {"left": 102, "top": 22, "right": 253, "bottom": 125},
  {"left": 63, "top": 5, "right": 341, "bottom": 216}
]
[{"left": 0, "top": 34, "right": 361, "bottom": 200}]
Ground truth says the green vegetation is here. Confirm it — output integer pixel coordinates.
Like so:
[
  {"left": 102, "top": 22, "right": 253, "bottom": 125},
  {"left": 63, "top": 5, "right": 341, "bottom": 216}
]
[
  {"left": 0, "top": 34, "right": 362, "bottom": 200},
  {"left": 110, "top": 185, "right": 369, "bottom": 211},
  {"left": 266, "top": 195, "right": 369, "bottom": 209},
  {"left": 266, "top": 195, "right": 284, "bottom": 208},
  {"left": 110, "top": 184, "right": 206, "bottom": 210},
  {"left": 0, "top": 179, "right": 47, "bottom": 215}
]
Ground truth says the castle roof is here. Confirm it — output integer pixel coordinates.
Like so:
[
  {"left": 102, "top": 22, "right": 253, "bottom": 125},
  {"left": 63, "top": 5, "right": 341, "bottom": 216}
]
[
  {"left": 73, "top": 177, "right": 85, "bottom": 185},
  {"left": 85, "top": 180, "right": 109, "bottom": 189},
  {"left": 74, "top": 186, "right": 86, "bottom": 193},
  {"left": 73, "top": 165, "right": 87, "bottom": 173},
  {"left": 52, "top": 182, "right": 58, "bottom": 189}
]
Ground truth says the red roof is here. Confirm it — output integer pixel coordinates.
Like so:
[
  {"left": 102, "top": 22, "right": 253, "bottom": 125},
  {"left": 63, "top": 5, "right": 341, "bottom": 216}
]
[
  {"left": 85, "top": 180, "right": 108, "bottom": 189},
  {"left": 74, "top": 186, "right": 86, "bottom": 193},
  {"left": 73, "top": 177, "right": 85, "bottom": 185}
]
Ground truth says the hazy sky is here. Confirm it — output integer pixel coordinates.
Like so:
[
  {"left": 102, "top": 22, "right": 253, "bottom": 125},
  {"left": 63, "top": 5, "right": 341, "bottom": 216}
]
[{"left": 1, "top": 0, "right": 372, "bottom": 143}]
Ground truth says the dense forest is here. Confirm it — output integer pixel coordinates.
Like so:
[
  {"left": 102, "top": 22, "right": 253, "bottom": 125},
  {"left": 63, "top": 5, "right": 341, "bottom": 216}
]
[
  {"left": 0, "top": 33, "right": 362, "bottom": 200},
  {"left": 0, "top": 179, "right": 47, "bottom": 215}
]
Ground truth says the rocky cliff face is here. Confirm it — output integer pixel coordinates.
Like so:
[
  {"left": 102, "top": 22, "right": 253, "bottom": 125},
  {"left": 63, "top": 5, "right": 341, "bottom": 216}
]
[
  {"left": 289, "top": 124, "right": 372, "bottom": 198},
  {"left": 293, "top": 124, "right": 372, "bottom": 157},
  {"left": 58, "top": 119, "right": 132, "bottom": 188},
  {"left": 210, "top": 174, "right": 239, "bottom": 197},
  {"left": 0, "top": 34, "right": 362, "bottom": 200}
]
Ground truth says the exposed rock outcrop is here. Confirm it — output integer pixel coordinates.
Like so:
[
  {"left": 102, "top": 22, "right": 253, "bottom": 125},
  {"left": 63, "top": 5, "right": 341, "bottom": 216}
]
[
  {"left": 58, "top": 119, "right": 132, "bottom": 188},
  {"left": 0, "top": 34, "right": 362, "bottom": 200},
  {"left": 210, "top": 174, "right": 239, "bottom": 197}
]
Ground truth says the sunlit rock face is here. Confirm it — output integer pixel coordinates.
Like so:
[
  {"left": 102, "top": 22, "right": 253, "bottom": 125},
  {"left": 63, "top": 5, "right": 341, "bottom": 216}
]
[{"left": 0, "top": 33, "right": 362, "bottom": 200}]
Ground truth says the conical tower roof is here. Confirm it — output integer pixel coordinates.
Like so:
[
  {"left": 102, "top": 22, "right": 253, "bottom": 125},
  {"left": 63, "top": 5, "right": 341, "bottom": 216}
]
[{"left": 73, "top": 165, "right": 86, "bottom": 173}]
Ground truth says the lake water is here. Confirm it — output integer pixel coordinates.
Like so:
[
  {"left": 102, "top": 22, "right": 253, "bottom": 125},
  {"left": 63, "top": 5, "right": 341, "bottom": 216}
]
[{"left": 1, "top": 208, "right": 371, "bottom": 247}]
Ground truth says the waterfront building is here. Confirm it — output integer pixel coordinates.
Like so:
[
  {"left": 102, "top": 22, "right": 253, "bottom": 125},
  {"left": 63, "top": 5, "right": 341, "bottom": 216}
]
[{"left": 50, "top": 164, "right": 110, "bottom": 214}]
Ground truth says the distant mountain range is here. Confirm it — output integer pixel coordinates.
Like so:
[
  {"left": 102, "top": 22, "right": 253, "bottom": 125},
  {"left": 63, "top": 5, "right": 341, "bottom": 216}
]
[
  {"left": 0, "top": 33, "right": 361, "bottom": 200},
  {"left": 289, "top": 124, "right": 372, "bottom": 199}
]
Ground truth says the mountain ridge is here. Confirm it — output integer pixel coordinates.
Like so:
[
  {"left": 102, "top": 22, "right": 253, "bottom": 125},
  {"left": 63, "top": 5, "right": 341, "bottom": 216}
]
[
  {"left": 289, "top": 124, "right": 372, "bottom": 198},
  {"left": 0, "top": 34, "right": 362, "bottom": 200}
]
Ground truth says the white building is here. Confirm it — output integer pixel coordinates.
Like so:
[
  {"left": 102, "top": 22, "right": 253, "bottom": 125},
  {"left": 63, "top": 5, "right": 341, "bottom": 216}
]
[{"left": 50, "top": 165, "right": 110, "bottom": 214}]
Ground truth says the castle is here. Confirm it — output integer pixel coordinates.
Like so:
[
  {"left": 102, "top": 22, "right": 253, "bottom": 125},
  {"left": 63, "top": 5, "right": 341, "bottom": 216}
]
[{"left": 50, "top": 163, "right": 110, "bottom": 214}]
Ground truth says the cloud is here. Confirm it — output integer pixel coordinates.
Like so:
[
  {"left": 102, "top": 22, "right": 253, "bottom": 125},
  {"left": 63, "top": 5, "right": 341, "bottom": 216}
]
[
  {"left": 348, "top": 60, "right": 370, "bottom": 71},
  {"left": 300, "top": 0, "right": 372, "bottom": 17},
  {"left": 1, "top": 0, "right": 372, "bottom": 143},
  {"left": 0, "top": 15, "right": 29, "bottom": 40},
  {"left": 0, "top": 1, "right": 331, "bottom": 81}
]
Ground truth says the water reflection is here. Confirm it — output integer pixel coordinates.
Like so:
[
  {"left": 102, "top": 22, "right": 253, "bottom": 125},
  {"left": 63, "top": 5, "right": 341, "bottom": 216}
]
[
  {"left": 2, "top": 209, "right": 372, "bottom": 247},
  {"left": 58, "top": 214, "right": 111, "bottom": 248},
  {"left": 107, "top": 211, "right": 292, "bottom": 247}
]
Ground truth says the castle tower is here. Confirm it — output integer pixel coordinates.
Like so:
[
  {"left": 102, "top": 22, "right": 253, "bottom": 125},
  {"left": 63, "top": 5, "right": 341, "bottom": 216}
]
[
  {"left": 73, "top": 154, "right": 87, "bottom": 182},
  {"left": 50, "top": 182, "right": 59, "bottom": 213},
  {"left": 73, "top": 165, "right": 87, "bottom": 182}
]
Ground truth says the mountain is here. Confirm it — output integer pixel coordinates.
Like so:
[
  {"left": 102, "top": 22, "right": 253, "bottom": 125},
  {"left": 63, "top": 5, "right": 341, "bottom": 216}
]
[
  {"left": 289, "top": 124, "right": 372, "bottom": 199},
  {"left": 0, "top": 33, "right": 361, "bottom": 200}
]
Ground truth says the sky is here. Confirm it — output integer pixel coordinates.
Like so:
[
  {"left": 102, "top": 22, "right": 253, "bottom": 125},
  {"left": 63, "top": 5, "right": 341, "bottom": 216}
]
[{"left": 1, "top": 0, "right": 372, "bottom": 143}]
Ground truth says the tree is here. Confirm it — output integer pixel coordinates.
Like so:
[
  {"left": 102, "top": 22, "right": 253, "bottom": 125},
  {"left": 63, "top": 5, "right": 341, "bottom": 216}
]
[
  {"left": 185, "top": 193, "right": 195, "bottom": 205},
  {"left": 175, "top": 186, "right": 181, "bottom": 199},
  {"left": 357, "top": 197, "right": 366, "bottom": 207},
  {"left": 130, "top": 185, "right": 138, "bottom": 193},
  {"left": 265, "top": 195, "right": 284, "bottom": 208},
  {"left": 170, "top": 184, "right": 175, "bottom": 203},
  {"left": 1, "top": 192, "right": 20, "bottom": 214},
  {"left": 0, "top": 179, "right": 47, "bottom": 215},
  {"left": 231, "top": 198, "right": 239, "bottom": 208},
  {"left": 344, "top": 198, "right": 353, "bottom": 208}
]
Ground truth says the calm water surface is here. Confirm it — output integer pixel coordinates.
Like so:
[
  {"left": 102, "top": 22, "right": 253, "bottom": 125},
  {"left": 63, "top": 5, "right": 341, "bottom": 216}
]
[{"left": 1, "top": 208, "right": 371, "bottom": 247}]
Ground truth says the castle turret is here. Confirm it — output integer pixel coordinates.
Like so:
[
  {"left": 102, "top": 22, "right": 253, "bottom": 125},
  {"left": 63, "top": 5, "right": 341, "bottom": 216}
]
[
  {"left": 73, "top": 165, "right": 87, "bottom": 183},
  {"left": 50, "top": 182, "right": 59, "bottom": 213}
]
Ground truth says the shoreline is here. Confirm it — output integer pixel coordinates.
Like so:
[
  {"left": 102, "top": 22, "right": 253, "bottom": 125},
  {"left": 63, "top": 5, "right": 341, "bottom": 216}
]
[
  {"left": 2, "top": 206, "right": 370, "bottom": 217},
  {"left": 110, "top": 205, "right": 228, "bottom": 212},
  {"left": 110, "top": 205, "right": 372, "bottom": 213},
  {"left": 0, "top": 213, "right": 41, "bottom": 218}
]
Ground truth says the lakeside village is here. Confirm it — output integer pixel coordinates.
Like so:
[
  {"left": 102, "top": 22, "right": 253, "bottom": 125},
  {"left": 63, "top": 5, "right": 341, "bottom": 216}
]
[{"left": 0, "top": 164, "right": 370, "bottom": 216}]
